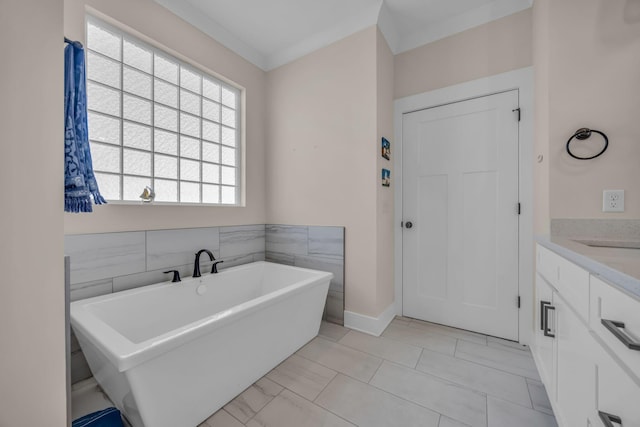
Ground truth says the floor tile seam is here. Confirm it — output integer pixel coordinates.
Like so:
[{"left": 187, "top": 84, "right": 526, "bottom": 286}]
[
  {"left": 525, "top": 376, "right": 536, "bottom": 412},
  {"left": 294, "top": 349, "right": 382, "bottom": 384},
  {"left": 375, "top": 331, "right": 457, "bottom": 358},
  {"left": 451, "top": 351, "right": 540, "bottom": 381},
  {"left": 487, "top": 394, "right": 557, "bottom": 422},
  {"left": 403, "top": 323, "right": 487, "bottom": 346},
  {"left": 266, "top": 361, "right": 340, "bottom": 401},
  {"left": 412, "top": 363, "right": 536, "bottom": 411},
  {"left": 457, "top": 343, "right": 536, "bottom": 363},
  {"left": 285, "top": 383, "right": 357, "bottom": 427},
  {"left": 367, "top": 360, "right": 488, "bottom": 426},
  {"left": 413, "top": 348, "right": 425, "bottom": 370},
  {"left": 242, "top": 386, "right": 286, "bottom": 426},
  {"left": 336, "top": 336, "right": 423, "bottom": 368},
  {"left": 325, "top": 372, "right": 446, "bottom": 425},
  {"left": 406, "top": 320, "right": 488, "bottom": 344}
]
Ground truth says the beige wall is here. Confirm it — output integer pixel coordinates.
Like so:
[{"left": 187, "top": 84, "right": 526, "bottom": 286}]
[
  {"left": 533, "top": 0, "right": 551, "bottom": 233},
  {"left": 63, "top": 0, "right": 267, "bottom": 234},
  {"left": 0, "top": 1, "right": 66, "bottom": 425},
  {"left": 266, "top": 27, "right": 390, "bottom": 317},
  {"left": 394, "top": 9, "right": 533, "bottom": 100},
  {"left": 544, "top": 0, "right": 640, "bottom": 219},
  {"left": 376, "top": 29, "right": 396, "bottom": 313}
]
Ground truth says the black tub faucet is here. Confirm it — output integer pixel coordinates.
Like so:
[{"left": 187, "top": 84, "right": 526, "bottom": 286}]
[{"left": 193, "top": 249, "right": 214, "bottom": 278}]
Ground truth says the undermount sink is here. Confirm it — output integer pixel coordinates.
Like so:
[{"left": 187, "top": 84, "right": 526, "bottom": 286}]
[{"left": 572, "top": 239, "right": 640, "bottom": 250}]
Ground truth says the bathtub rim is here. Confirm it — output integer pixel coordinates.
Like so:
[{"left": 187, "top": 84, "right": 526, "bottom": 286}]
[{"left": 70, "top": 261, "right": 333, "bottom": 372}]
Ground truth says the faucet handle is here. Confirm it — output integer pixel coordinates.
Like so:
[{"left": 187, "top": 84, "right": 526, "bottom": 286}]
[
  {"left": 163, "top": 270, "right": 181, "bottom": 283},
  {"left": 211, "top": 260, "right": 224, "bottom": 274}
]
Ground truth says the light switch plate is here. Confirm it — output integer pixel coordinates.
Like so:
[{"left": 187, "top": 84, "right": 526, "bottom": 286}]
[{"left": 603, "top": 190, "right": 624, "bottom": 212}]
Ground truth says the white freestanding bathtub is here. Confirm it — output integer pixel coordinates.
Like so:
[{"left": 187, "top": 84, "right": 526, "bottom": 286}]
[{"left": 70, "top": 261, "right": 332, "bottom": 427}]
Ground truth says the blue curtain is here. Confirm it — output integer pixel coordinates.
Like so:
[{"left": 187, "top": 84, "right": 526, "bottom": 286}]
[{"left": 64, "top": 40, "right": 106, "bottom": 212}]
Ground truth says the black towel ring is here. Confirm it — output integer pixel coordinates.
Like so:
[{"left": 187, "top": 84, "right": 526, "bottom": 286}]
[{"left": 566, "top": 128, "right": 608, "bottom": 160}]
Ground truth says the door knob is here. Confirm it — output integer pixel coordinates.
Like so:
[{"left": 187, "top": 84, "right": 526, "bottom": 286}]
[{"left": 405, "top": 221, "right": 413, "bottom": 229}]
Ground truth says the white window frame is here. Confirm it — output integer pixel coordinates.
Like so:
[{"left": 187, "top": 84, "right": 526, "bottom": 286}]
[{"left": 85, "top": 14, "right": 243, "bottom": 206}]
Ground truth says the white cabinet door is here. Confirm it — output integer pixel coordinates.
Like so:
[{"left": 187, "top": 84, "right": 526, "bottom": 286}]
[
  {"left": 535, "top": 273, "right": 556, "bottom": 397},
  {"left": 555, "top": 293, "right": 595, "bottom": 427},
  {"left": 590, "top": 337, "right": 640, "bottom": 426}
]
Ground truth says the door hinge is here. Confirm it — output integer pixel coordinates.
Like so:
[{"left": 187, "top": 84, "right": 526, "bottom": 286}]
[
  {"left": 517, "top": 202, "right": 521, "bottom": 215},
  {"left": 517, "top": 296, "right": 521, "bottom": 308},
  {"left": 512, "top": 108, "right": 521, "bottom": 122}
]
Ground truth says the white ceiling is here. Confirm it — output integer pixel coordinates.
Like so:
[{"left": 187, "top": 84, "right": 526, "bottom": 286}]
[{"left": 153, "top": 0, "right": 533, "bottom": 71}]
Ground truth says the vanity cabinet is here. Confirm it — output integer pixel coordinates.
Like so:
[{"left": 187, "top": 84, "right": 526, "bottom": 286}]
[{"left": 533, "top": 243, "right": 640, "bottom": 427}]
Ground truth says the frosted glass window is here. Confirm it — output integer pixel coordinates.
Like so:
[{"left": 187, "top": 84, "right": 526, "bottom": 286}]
[
  {"left": 123, "top": 39, "right": 152, "bottom": 73},
  {"left": 180, "top": 182, "right": 199, "bottom": 203},
  {"left": 154, "top": 179, "right": 178, "bottom": 202},
  {"left": 203, "top": 78, "right": 220, "bottom": 102},
  {"left": 155, "top": 129, "right": 177, "bottom": 155},
  {"left": 202, "top": 163, "right": 220, "bottom": 184},
  {"left": 180, "top": 113, "right": 200, "bottom": 138},
  {"left": 124, "top": 149, "right": 151, "bottom": 176},
  {"left": 221, "top": 106, "right": 235, "bottom": 128},
  {"left": 155, "top": 55, "right": 178, "bottom": 84},
  {"left": 221, "top": 126, "right": 235, "bottom": 146},
  {"left": 180, "top": 136, "right": 200, "bottom": 160},
  {"left": 87, "top": 22, "right": 121, "bottom": 60},
  {"left": 203, "top": 184, "right": 220, "bottom": 204},
  {"left": 91, "top": 143, "right": 120, "bottom": 173},
  {"left": 180, "top": 89, "right": 200, "bottom": 116},
  {"left": 221, "top": 166, "right": 235, "bottom": 185},
  {"left": 221, "top": 186, "right": 236, "bottom": 204},
  {"left": 154, "top": 154, "right": 177, "bottom": 179},
  {"left": 87, "top": 82, "right": 120, "bottom": 116},
  {"left": 221, "top": 146, "right": 236, "bottom": 166},
  {"left": 155, "top": 79, "right": 178, "bottom": 107},
  {"left": 88, "top": 113, "right": 120, "bottom": 144},
  {"left": 123, "top": 122, "right": 151, "bottom": 150},
  {"left": 95, "top": 173, "right": 120, "bottom": 200},
  {"left": 180, "top": 67, "right": 201, "bottom": 94},
  {"left": 123, "top": 94, "right": 151, "bottom": 125},
  {"left": 123, "top": 67, "right": 151, "bottom": 99},
  {"left": 202, "top": 99, "right": 220, "bottom": 123},
  {"left": 154, "top": 105, "right": 178, "bottom": 132},
  {"left": 123, "top": 176, "right": 151, "bottom": 201},
  {"left": 180, "top": 158, "right": 200, "bottom": 181},
  {"left": 221, "top": 87, "right": 236, "bottom": 109},
  {"left": 86, "top": 15, "right": 241, "bottom": 205},
  {"left": 202, "top": 142, "right": 220, "bottom": 164},
  {"left": 87, "top": 52, "right": 121, "bottom": 89},
  {"left": 202, "top": 120, "right": 220, "bottom": 143}
]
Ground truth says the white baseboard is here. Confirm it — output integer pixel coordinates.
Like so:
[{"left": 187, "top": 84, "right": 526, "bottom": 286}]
[{"left": 344, "top": 303, "right": 395, "bottom": 337}]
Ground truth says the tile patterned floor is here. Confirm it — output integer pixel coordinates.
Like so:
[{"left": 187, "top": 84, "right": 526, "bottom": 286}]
[{"left": 198, "top": 318, "right": 558, "bottom": 427}]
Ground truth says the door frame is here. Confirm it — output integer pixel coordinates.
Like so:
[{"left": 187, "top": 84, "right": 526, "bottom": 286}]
[{"left": 393, "top": 67, "right": 534, "bottom": 345}]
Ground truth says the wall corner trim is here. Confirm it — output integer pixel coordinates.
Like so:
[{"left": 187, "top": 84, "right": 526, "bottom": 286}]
[{"left": 344, "top": 303, "right": 395, "bottom": 337}]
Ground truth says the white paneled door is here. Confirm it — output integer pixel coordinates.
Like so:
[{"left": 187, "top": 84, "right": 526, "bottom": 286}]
[{"left": 402, "top": 90, "right": 520, "bottom": 340}]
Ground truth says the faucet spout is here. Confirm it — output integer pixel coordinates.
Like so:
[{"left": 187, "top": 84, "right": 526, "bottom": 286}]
[{"left": 193, "top": 249, "right": 215, "bottom": 278}]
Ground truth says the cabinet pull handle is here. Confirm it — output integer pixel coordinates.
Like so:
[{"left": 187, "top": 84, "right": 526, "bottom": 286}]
[
  {"left": 601, "top": 319, "right": 640, "bottom": 351},
  {"left": 599, "top": 411, "right": 622, "bottom": 426},
  {"left": 540, "top": 301, "right": 551, "bottom": 331},
  {"left": 543, "top": 304, "right": 555, "bottom": 338}
]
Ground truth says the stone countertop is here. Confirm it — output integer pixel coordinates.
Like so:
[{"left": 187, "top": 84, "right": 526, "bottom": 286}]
[{"left": 536, "top": 235, "right": 640, "bottom": 301}]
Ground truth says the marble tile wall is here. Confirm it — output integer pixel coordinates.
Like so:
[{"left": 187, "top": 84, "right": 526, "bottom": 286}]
[
  {"left": 265, "top": 225, "right": 345, "bottom": 326},
  {"left": 66, "top": 223, "right": 345, "bottom": 384}
]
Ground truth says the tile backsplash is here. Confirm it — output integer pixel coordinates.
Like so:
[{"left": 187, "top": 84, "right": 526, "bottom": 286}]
[
  {"left": 66, "top": 223, "right": 345, "bottom": 384},
  {"left": 266, "top": 225, "right": 345, "bottom": 325},
  {"left": 550, "top": 219, "right": 640, "bottom": 241}
]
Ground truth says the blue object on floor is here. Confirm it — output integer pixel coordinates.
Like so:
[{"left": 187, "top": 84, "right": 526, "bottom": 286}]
[{"left": 72, "top": 407, "right": 124, "bottom": 427}]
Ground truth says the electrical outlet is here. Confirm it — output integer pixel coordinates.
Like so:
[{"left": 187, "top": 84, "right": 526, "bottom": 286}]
[{"left": 603, "top": 190, "right": 625, "bottom": 212}]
